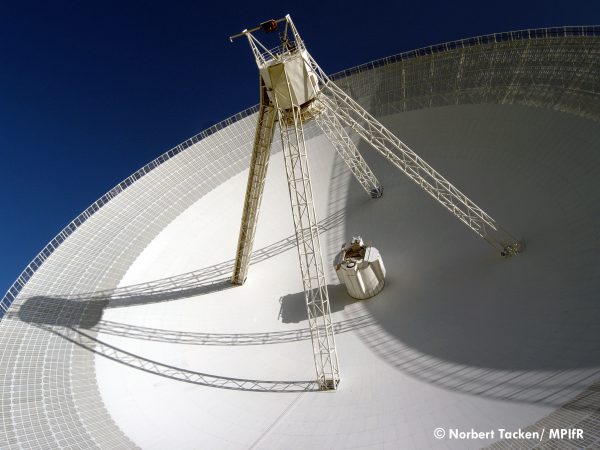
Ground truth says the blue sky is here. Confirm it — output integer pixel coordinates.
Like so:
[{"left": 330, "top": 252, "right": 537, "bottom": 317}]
[{"left": 1, "top": 0, "right": 598, "bottom": 297}]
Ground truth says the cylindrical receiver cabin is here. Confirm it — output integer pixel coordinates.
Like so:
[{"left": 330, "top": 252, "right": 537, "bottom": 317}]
[{"left": 335, "top": 237, "right": 386, "bottom": 300}]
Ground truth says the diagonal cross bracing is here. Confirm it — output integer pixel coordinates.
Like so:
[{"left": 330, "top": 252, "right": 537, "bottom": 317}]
[{"left": 315, "top": 97, "right": 383, "bottom": 198}]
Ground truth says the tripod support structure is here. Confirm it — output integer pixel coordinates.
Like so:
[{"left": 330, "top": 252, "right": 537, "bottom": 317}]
[{"left": 230, "top": 15, "right": 521, "bottom": 390}]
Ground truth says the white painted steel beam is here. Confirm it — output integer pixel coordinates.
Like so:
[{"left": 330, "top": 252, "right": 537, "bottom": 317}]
[
  {"left": 275, "top": 103, "right": 340, "bottom": 390},
  {"left": 315, "top": 98, "right": 383, "bottom": 198},
  {"left": 232, "top": 79, "right": 277, "bottom": 285}
]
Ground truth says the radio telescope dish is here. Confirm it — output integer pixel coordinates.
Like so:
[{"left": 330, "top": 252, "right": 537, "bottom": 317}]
[{"left": 1, "top": 25, "right": 600, "bottom": 449}]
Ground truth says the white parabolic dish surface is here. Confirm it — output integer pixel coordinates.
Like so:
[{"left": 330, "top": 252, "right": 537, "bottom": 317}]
[{"left": 1, "top": 28, "right": 600, "bottom": 449}]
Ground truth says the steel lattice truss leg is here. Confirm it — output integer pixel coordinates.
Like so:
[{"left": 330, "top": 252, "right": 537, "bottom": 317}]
[
  {"left": 278, "top": 113, "right": 340, "bottom": 389},
  {"left": 232, "top": 80, "right": 278, "bottom": 285},
  {"left": 315, "top": 98, "right": 383, "bottom": 198},
  {"left": 276, "top": 102, "right": 340, "bottom": 390},
  {"left": 308, "top": 56, "right": 520, "bottom": 255}
]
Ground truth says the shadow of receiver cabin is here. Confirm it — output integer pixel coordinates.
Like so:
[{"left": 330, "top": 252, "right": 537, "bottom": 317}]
[{"left": 229, "top": 15, "right": 522, "bottom": 391}]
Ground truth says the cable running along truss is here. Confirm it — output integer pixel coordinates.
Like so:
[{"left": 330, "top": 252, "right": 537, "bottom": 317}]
[{"left": 230, "top": 15, "right": 521, "bottom": 390}]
